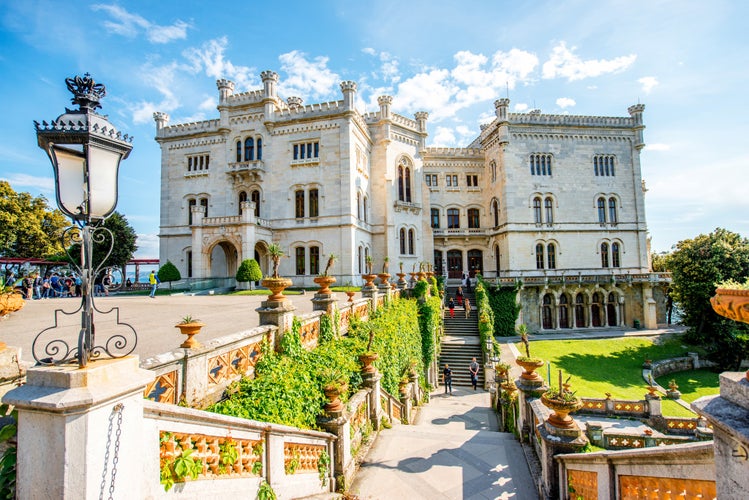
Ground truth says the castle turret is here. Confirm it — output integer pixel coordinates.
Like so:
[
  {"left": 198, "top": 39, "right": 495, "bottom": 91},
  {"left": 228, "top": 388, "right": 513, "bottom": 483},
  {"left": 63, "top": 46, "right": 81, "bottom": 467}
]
[
  {"left": 414, "top": 111, "right": 429, "bottom": 150},
  {"left": 340, "top": 81, "right": 357, "bottom": 110},
  {"left": 494, "top": 98, "right": 510, "bottom": 122},
  {"left": 378, "top": 95, "right": 392, "bottom": 119},
  {"left": 287, "top": 96, "right": 304, "bottom": 111},
  {"left": 261, "top": 71, "right": 279, "bottom": 120},
  {"left": 217, "top": 79, "right": 235, "bottom": 104},
  {"left": 153, "top": 112, "right": 169, "bottom": 132},
  {"left": 628, "top": 104, "right": 646, "bottom": 150}
]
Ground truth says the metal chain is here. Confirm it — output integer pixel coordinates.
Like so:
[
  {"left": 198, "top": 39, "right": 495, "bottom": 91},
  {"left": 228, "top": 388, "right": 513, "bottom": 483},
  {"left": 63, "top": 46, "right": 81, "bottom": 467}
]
[{"left": 99, "top": 403, "right": 124, "bottom": 500}]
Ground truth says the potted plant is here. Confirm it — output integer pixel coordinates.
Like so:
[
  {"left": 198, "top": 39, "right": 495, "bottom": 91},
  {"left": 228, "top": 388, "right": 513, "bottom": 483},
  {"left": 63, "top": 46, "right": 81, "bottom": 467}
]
[
  {"left": 359, "top": 326, "right": 379, "bottom": 374},
  {"left": 261, "top": 243, "right": 292, "bottom": 301},
  {"left": 338, "top": 282, "right": 357, "bottom": 302},
  {"left": 362, "top": 255, "right": 376, "bottom": 288},
  {"left": 666, "top": 379, "right": 681, "bottom": 399},
  {"left": 396, "top": 261, "right": 407, "bottom": 285},
  {"left": 313, "top": 254, "right": 337, "bottom": 294},
  {"left": 320, "top": 368, "right": 347, "bottom": 413},
  {"left": 541, "top": 371, "right": 582, "bottom": 429},
  {"left": 515, "top": 324, "right": 544, "bottom": 382},
  {"left": 377, "top": 257, "right": 391, "bottom": 285},
  {"left": 175, "top": 315, "right": 205, "bottom": 349}
]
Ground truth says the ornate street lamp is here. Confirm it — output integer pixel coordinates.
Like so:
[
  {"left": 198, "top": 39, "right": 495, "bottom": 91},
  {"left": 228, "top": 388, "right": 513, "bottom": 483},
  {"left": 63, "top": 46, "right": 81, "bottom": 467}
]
[{"left": 33, "top": 74, "right": 136, "bottom": 367}]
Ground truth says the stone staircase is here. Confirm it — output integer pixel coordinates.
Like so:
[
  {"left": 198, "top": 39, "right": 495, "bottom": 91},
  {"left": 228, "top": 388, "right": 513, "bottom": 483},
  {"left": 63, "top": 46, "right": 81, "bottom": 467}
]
[{"left": 438, "top": 288, "right": 483, "bottom": 387}]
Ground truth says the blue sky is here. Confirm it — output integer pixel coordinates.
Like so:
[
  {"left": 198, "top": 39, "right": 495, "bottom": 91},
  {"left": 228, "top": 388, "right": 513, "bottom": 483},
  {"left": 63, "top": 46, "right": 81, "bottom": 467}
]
[{"left": 1, "top": 0, "right": 747, "bottom": 258}]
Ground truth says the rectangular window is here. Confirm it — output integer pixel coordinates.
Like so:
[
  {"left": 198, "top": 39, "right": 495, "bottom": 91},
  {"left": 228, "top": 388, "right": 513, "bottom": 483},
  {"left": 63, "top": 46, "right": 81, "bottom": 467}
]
[
  {"left": 530, "top": 153, "right": 553, "bottom": 176},
  {"left": 295, "top": 190, "right": 305, "bottom": 218},
  {"left": 292, "top": 141, "right": 320, "bottom": 162},
  {"left": 468, "top": 209, "right": 480, "bottom": 229},
  {"left": 466, "top": 175, "right": 478, "bottom": 187},
  {"left": 451, "top": 175, "right": 458, "bottom": 186},
  {"left": 425, "top": 174, "right": 438, "bottom": 187},
  {"left": 431, "top": 208, "right": 440, "bottom": 228},
  {"left": 310, "top": 246, "right": 320, "bottom": 275},
  {"left": 447, "top": 208, "right": 460, "bottom": 229},
  {"left": 295, "top": 247, "right": 305, "bottom": 275},
  {"left": 187, "top": 154, "right": 210, "bottom": 173},
  {"left": 309, "top": 189, "right": 319, "bottom": 218},
  {"left": 446, "top": 175, "right": 452, "bottom": 187},
  {"left": 293, "top": 144, "right": 299, "bottom": 160}
]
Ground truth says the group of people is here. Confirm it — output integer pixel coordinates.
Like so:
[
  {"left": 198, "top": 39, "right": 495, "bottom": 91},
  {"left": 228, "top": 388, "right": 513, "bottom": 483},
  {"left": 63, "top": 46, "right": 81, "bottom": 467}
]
[
  {"left": 446, "top": 285, "right": 471, "bottom": 319},
  {"left": 442, "top": 357, "right": 481, "bottom": 394},
  {"left": 8, "top": 270, "right": 114, "bottom": 300}
]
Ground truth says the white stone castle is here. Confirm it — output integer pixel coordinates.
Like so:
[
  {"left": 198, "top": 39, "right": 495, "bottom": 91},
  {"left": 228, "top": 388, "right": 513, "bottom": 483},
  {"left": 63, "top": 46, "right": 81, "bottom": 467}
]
[{"left": 154, "top": 71, "right": 669, "bottom": 331}]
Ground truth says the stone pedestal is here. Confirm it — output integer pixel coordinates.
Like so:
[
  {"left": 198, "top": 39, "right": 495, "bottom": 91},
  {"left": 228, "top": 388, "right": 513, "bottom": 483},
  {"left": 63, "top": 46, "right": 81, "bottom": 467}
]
[
  {"left": 362, "top": 371, "right": 382, "bottom": 430},
  {"left": 515, "top": 377, "right": 548, "bottom": 440},
  {"left": 361, "top": 287, "right": 379, "bottom": 311},
  {"left": 312, "top": 292, "right": 337, "bottom": 313},
  {"left": 317, "top": 413, "right": 352, "bottom": 490},
  {"left": 692, "top": 372, "right": 749, "bottom": 500},
  {"left": 2, "top": 356, "right": 154, "bottom": 500},
  {"left": 256, "top": 300, "right": 296, "bottom": 350}
]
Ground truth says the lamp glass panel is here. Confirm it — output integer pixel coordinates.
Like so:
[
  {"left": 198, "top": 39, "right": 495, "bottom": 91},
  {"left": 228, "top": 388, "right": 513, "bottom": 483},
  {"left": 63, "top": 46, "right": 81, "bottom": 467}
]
[
  {"left": 87, "top": 146, "right": 122, "bottom": 218},
  {"left": 51, "top": 145, "right": 86, "bottom": 217}
]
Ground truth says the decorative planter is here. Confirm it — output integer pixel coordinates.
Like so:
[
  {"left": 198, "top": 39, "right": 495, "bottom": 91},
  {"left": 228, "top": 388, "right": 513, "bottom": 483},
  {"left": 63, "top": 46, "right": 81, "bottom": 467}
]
[
  {"left": 416, "top": 271, "right": 426, "bottom": 281},
  {"left": 500, "top": 381, "right": 517, "bottom": 394},
  {"left": 396, "top": 273, "right": 407, "bottom": 285},
  {"left": 362, "top": 274, "right": 377, "bottom": 288},
  {"left": 261, "top": 277, "right": 293, "bottom": 301},
  {"left": 377, "top": 273, "right": 391, "bottom": 286},
  {"left": 359, "top": 352, "right": 379, "bottom": 374},
  {"left": 712, "top": 288, "right": 749, "bottom": 380},
  {"left": 313, "top": 275, "right": 336, "bottom": 294},
  {"left": 426, "top": 271, "right": 434, "bottom": 280},
  {"left": 323, "top": 384, "right": 346, "bottom": 413},
  {"left": 516, "top": 358, "right": 544, "bottom": 382},
  {"left": 0, "top": 292, "right": 25, "bottom": 316},
  {"left": 408, "top": 272, "right": 418, "bottom": 283},
  {"left": 541, "top": 392, "right": 583, "bottom": 429},
  {"left": 175, "top": 321, "right": 205, "bottom": 349},
  {"left": 345, "top": 291, "right": 356, "bottom": 302},
  {"left": 647, "top": 385, "right": 660, "bottom": 398}
]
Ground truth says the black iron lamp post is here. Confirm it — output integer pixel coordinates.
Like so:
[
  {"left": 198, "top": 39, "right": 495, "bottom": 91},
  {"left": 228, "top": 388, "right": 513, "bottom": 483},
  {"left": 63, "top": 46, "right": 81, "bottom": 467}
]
[{"left": 33, "top": 74, "right": 136, "bottom": 368}]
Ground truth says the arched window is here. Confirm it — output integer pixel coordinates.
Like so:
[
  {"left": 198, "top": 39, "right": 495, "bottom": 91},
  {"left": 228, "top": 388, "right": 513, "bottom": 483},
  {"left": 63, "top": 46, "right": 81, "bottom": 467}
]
[
  {"left": 408, "top": 229, "right": 415, "bottom": 255},
  {"left": 358, "top": 246, "right": 363, "bottom": 274},
  {"left": 547, "top": 243, "right": 556, "bottom": 269},
  {"left": 608, "top": 197, "right": 617, "bottom": 224},
  {"left": 434, "top": 250, "right": 443, "bottom": 274},
  {"left": 251, "top": 190, "right": 260, "bottom": 217},
  {"left": 295, "top": 247, "right": 305, "bottom": 275},
  {"left": 494, "top": 244, "right": 500, "bottom": 274},
  {"left": 363, "top": 196, "right": 368, "bottom": 222},
  {"left": 491, "top": 161, "right": 497, "bottom": 182},
  {"left": 542, "top": 294, "right": 553, "bottom": 329},
  {"left": 607, "top": 292, "right": 618, "bottom": 326},
  {"left": 295, "top": 190, "right": 305, "bottom": 218},
  {"left": 405, "top": 167, "right": 412, "bottom": 202},
  {"left": 575, "top": 293, "right": 586, "bottom": 327},
  {"left": 612, "top": 242, "right": 621, "bottom": 268},
  {"left": 468, "top": 208, "right": 480, "bottom": 228},
  {"left": 364, "top": 247, "right": 369, "bottom": 269},
  {"left": 357, "top": 193, "right": 361, "bottom": 219},
  {"left": 447, "top": 208, "right": 460, "bottom": 228},
  {"left": 597, "top": 197, "right": 606, "bottom": 223},
  {"left": 244, "top": 138, "right": 254, "bottom": 161},
  {"left": 188, "top": 198, "right": 196, "bottom": 225},
  {"left": 238, "top": 191, "right": 247, "bottom": 215},
  {"left": 200, "top": 198, "right": 208, "bottom": 217},
  {"left": 544, "top": 197, "right": 554, "bottom": 224},
  {"left": 533, "top": 197, "right": 542, "bottom": 223},
  {"left": 601, "top": 242, "right": 610, "bottom": 268},
  {"left": 493, "top": 200, "right": 499, "bottom": 227},
  {"left": 536, "top": 243, "right": 545, "bottom": 269},
  {"left": 256, "top": 138, "right": 263, "bottom": 160},
  {"left": 310, "top": 246, "right": 320, "bottom": 275},
  {"left": 236, "top": 141, "right": 242, "bottom": 162},
  {"left": 309, "top": 188, "right": 319, "bottom": 218},
  {"left": 559, "top": 294, "right": 570, "bottom": 329},
  {"left": 399, "top": 228, "right": 406, "bottom": 254},
  {"left": 591, "top": 292, "right": 603, "bottom": 327},
  {"left": 397, "top": 166, "right": 405, "bottom": 201}
]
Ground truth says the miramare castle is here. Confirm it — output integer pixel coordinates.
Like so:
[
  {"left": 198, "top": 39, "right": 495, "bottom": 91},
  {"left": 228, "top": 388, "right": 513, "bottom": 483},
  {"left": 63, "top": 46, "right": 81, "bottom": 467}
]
[{"left": 154, "top": 71, "right": 669, "bottom": 332}]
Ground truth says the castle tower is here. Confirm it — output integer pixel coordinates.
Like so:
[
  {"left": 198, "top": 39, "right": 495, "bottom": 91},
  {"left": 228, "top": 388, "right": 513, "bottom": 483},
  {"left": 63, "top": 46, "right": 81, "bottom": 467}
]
[
  {"left": 153, "top": 112, "right": 169, "bottom": 132},
  {"left": 340, "top": 81, "right": 357, "bottom": 110},
  {"left": 628, "top": 104, "right": 646, "bottom": 150},
  {"left": 378, "top": 95, "right": 392, "bottom": 119},
  {"left": 261, "top": 71, "right": 279, "bottom": 120},
  {"left": 216, "top": 79, "right": 235, "bottom": 104},
  {"left": 494, "top": 98, "right": 510, "bottom": 122},
  {"left": 415, "top": 111, "right": 429, "bottom": 150}
]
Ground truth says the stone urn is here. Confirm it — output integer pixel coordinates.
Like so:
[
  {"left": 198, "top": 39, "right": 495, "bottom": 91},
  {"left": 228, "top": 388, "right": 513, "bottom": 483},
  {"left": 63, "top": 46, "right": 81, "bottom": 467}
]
[
  {"left": 0, "top": 292, "right": 25, "bottom": 316},
  {"left": 359, "top": 352, "right": 379, "bottom": 374},
  {"left": 541, "top": 391, "right": 583, "bottom": 429},
  {"left": 516, "top": 357, "right": 544, "bottom": 382},
  {"left": 362, "top": 274, "right": 377, "bottom": 288},
  {"left": 323, "top": 383, "right": 346, "bottom": 413},
  {"left": 416, "top": 271, "right": 426, "bottom": 281},
  {"left": 500, "top": 381, "right": 518, "bottom": 394},
  {"left": 377, "top": 273, "right": 391, "bottom": 286},
  {"left": 313, "top": 275, "right": 336, "bottom": 294},
  {"left": 711, "top": 287, "right": 749, "bottom": 381},
  {"left": 345, "top": 291, "right": 356, "bottom": 302},
  {"left": 396, "top": 273, "right": 407, "bottom": 285},
  {"left": 175, "top": 321, "right": 205, "bottom": 349},
  {"left": 261, "top": 277, "right": 293, "bottom": 301}
]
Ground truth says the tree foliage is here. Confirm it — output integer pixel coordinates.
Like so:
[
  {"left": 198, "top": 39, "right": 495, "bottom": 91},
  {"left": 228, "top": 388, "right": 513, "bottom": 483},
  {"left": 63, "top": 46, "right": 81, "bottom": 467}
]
[
  {"left": 0, "top": 181, "right": 67, "bottom": 258},
  {"left": 665, "top": 228, "right": 749, "bottom": 369},
  {"left": 236, "top": 259, "right": 262, "bottom": 282},
  {"left": 66, "top": 211, "right": 138, "bottom": 270},
  {"left": 158, "top": 261, "right": 181, "bottom": 288}
]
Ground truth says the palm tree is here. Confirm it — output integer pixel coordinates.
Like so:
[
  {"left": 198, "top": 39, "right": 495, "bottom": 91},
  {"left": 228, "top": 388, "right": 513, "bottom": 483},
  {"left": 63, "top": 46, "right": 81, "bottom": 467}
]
[{"left": 267, "top": 243, "right": 285, "bottom": 278}]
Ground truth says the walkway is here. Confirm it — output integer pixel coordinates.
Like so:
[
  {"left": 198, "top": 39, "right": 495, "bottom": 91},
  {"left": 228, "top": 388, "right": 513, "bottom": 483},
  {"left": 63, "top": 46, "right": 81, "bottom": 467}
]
[{"left": 349, "top": 388, "right": 536, "bottom": 500}]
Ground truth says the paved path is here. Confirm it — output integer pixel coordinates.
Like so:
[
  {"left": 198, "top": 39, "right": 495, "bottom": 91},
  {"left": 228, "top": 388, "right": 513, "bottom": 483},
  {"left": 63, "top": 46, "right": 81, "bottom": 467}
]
[
  {"left": 350, "top": 388, "right": 536, "bottom": 500},
  {"left": 0, "top": 291, "right": 357, "bottom": 364}
]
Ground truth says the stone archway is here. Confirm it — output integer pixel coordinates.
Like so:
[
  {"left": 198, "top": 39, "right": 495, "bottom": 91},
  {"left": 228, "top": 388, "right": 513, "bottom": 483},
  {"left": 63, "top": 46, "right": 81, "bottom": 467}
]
[
  {"left": 254, "top": 241, "right": 269, "bottom": 277},
  {"left": 208, "top": 240, "right": 239, "bottom": 279}
]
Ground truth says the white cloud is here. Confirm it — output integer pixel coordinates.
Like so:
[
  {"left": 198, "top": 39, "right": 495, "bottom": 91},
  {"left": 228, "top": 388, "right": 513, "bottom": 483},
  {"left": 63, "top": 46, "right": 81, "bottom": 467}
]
[
  {"left": 542, "top": 42, "right": 636, "bottom": 81},
  {"left": 395, "top": 68, "right": 457, "bottom": 120},
  {"left": 0, "top": 173, "right": 54, "bottom": 192},
  {"left": 514, "top": 103, "right": 529, "bottom": 112},
  {"left": 431, "top": 126, "right": 458, "bottom": 147},
  {"left": 278, "top": 51, "right": 340, "bottom": 100},
  {"left": 183, "top": 37, "right": 257, "bottom": 90},
  {"left": 477, "top": 110, "right": 495, "bottom": 125},
  {"left": 639, "top": 76, "right": 659, "bottom": 94},
  {"left": 645, "top": 143, "right": 671, "bottom": 151},
  {"left": 361, "top": 47, "right": 376, "bottom": 56},
  {"left": 556, "top": 97, "right": 576, "bottom": 108},
  {"left": 134, "top": 233, "right": 159, "bottom": 258},
  {"left": 91, "top": 4, "right": 189, "bottom": 44},
  {"left": 198, "top": 97, "right": 216, "bottom": 111},
  {"left": 130, "top": 61, "right": 181, "bottom": 124}
]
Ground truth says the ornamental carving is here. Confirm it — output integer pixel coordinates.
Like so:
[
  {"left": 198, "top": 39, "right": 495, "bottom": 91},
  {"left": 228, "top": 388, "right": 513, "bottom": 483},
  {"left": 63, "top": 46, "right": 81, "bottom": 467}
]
[
  {"left": 299, "top": 319, "right": 320, "bottom": 349},
  {"left": 145, "top": 370, "right": 178, "bottom": 404},
  {"left": 619, "top": 475, "right": 715, "bottom": 499},
  {"left": 711, "top": 288, "right": 749, "bottom": 324},
  {"left": 207, "top": 341, "right": 263, "bottom": 387},
  {"left": 160, "top": 431, "right": 263, "bottom": 478},
  {"left": 283, "top": 442, "right": 325, "bottom": 474}
]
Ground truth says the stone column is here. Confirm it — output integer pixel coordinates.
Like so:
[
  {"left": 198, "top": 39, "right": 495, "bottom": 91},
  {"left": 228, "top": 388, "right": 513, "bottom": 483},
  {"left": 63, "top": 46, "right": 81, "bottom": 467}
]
[
  {"left": 3, "top": 357, "right": 154, "bottom": 500},
  {"left": 317, "top": 412, "right": 352, "bottom": 489},
  {"left": 515, "top": 373, "right": 548, "bottom": 440},
  {"left": 362, "top": 370, "right": 383, "bottom": 430},
  {"left": 361, "top": 287, "right": 379, "bottom": 312},
  {"left": 256, "top": 298, "right": 296, "bottom": 350},
  {"left": 312, "top": 292, "right": 337, "bottom": 313}
]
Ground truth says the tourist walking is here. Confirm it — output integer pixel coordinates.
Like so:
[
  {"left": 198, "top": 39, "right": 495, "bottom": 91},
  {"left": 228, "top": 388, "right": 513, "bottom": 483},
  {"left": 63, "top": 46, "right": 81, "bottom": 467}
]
[
  {"left": 149, "top": 270, "right": 159, "bottom": 298},
  {"left": 469, "top": 357, "right": 479, "bottom": 390},
  {"left": 464, "top": 298, "right": 471, "bottom": 318},
  {"left": 448, "top": 296, "right": 455, "bottom": 318},
  {"left": 442, "top": 363, "right": 453, "bottom": 394},
  {"left": 456, "top": 286, "right": 463, "bottom": 306}
]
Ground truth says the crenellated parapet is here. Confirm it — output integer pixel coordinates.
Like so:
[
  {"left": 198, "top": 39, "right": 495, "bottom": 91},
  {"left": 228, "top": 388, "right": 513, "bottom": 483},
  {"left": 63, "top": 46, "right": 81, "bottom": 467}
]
[
  {"left": 225, "top": 89, "right": 265, "bottom": 106},
  {"left": 423, "top": 147, "right": 483, "bottom": 157},
  {"left": 508, "top": 112, "right": 635, "bottom": 128},
  {"left": 156, "top": 118, "right": 221, "bottom": 139}
]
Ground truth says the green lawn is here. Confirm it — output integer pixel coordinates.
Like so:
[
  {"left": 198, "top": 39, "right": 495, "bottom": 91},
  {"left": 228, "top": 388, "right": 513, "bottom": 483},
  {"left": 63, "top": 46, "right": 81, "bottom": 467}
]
[
  {"left": 517, "top": 335, "right": 718, "bottom": 417},
  {"left": 656, "top": 369, "right": 720, "bottom": 404}
]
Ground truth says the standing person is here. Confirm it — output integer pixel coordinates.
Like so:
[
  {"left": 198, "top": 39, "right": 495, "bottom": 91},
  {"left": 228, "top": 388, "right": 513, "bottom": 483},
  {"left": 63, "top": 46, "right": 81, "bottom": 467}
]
[
  {"left": 466, "top": 274, "right": 472, "bottom": 292},
  {"left": 442, "top": 363, "right": 453, "bottom": 395},
  {"left": 448, "top": 296, "right": 455, "bottom": 318},
  {"left": 102, "top": 273, "right": 111, "bottom": 296},
  {"left": 469, "top": 357, "right": 480, "bottom": 391},
  {"left": 22, "top": 274, "right": 33, "bottom": 300},
  {"left": 41, "top": 275, "right": 51, "bottom": 299},
  {"left": 456, "top": 286, "right": 463, "bottom": 306},
  {"left": 464, "top": 298, "right": 471, "bottom": 318},
  {"left": 33, "top": 273, "right": 43, "bottom": 300},
  {"left": 149, "top": 270, "right": 159, "bottom": 298}
]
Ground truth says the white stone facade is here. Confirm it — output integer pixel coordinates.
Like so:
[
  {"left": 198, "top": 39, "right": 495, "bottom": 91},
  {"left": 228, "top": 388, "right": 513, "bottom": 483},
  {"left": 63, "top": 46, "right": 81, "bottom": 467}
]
[{"left": 155, "top": 71, "right": 668, "bottom": 331}]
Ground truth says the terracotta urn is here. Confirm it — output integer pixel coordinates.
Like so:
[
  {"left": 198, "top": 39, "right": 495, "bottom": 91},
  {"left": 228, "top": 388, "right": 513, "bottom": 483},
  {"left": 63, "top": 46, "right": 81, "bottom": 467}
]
[
  {"left": 712, "top": 287, "right": 749, "bottom": 381},
  {"left": 175, "top": 321, "right": 205, "bottom": 349},
  {"left": 362, "top": 274, "right": 377, "bottom": 288},
  {"left": 416, "top": 271, "right": 427, "bottom": 281},
  {"left": 541, "top": 392, "right": 582, "bottom": 429},
  {"left": 359, "top": 352, "right": 379, "bottom": 374},
  {"left": 0, "top": 292, "right": 25, "bottom": 316},
  {"left": 345, "top": 291, "right": 356, "bottom": 302},
  {"left": 261, "top": 277, "right": 293, "bottom": 301},
  {"left": 500, "top": 381, "right": 517, "bottom": 394},
  {"left": 409, "top": 272, "right": 418, "bottom": 283},
  {"left": 516, "top": 357, "right": 544, "bottom": 382},
  {"left": 313, "top": 275, "right": 336, "bottom": 294},
  {"left": 396, "top": 272, "right": 407, "bottom": 285},
  {"left": 377, "top": 273, "right": 391, "bottom": 286},
  {"left": 323, "top": 384, "right": 346, "bottom": 413}
]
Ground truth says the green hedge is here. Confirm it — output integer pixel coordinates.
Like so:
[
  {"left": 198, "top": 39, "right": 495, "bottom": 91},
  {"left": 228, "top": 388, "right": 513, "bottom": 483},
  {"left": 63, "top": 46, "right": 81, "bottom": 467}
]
[{"left": 477, "top": 275, "right": 520, "bottom": 337}]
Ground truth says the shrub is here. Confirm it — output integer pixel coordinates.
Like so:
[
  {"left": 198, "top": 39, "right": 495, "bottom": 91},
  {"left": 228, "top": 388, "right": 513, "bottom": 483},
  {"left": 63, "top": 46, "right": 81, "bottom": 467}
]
[
  {"left": 236, "top": 259, "right": 262, "bottom": 282},
  {"left": 158, "top": 260, "right": 181, "bottom": 289}
]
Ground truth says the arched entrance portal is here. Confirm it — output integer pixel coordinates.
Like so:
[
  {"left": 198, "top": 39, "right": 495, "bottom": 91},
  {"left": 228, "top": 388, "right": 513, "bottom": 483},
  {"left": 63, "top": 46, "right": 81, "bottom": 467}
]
[
  {"left": 467, "top": 249, "right": 483, "bottom": 277},
  {"left": 209, "top": 241, "right": 239, "bottom": 278},
  {"left": 254, "top": 241, "right": 269, "bottom": 277},
  {"left": 447, "top": 250, "right": 462, "bottom": 279}
]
